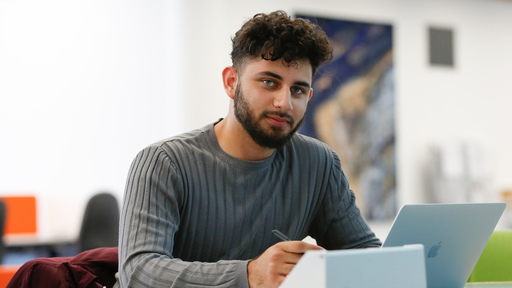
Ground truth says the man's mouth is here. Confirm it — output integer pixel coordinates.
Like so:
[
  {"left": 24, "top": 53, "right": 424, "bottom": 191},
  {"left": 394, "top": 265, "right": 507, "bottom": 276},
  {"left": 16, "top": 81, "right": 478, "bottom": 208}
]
[{"left": 266, "top": 114, "right": 292, "bottom": 128}]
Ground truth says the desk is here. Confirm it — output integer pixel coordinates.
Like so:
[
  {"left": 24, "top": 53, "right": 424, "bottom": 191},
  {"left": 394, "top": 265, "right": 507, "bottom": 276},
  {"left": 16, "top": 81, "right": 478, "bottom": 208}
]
[
  {"left": 465, "top": 283, "right": 512, "bottom": 287},
  {"left": 4, "top": 234, "right": 77, "bottom": 259},
  {"left": 4, "top": 234, "right": 75, "bottom": 248}
]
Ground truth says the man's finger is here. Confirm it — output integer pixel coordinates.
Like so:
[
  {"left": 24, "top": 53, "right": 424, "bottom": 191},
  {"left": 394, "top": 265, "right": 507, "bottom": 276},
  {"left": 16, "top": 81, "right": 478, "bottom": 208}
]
[{"left": 278, "top": 241, "right": 324, "bottom": 254}]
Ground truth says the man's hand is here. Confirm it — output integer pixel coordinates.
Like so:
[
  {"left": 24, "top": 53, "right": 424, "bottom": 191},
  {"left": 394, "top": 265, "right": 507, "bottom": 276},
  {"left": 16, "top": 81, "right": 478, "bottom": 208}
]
[{"left": 247, "top": 241, "right": 324, "bottom": 288}]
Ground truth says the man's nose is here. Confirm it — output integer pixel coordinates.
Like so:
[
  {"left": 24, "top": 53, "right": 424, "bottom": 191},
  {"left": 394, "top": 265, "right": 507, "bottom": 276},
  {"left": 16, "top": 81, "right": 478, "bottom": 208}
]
[{"left": 273, "top": 88, "right": 293, "bottom": 111}]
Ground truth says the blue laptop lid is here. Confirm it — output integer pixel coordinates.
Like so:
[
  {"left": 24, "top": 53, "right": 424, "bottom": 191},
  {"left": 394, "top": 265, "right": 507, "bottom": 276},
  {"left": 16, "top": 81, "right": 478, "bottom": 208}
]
[
  {"left": 280, "top": 245, "right": 427, "bottom": 288},
  {"left": 382, "top": 203, "right": 506, "bottom": 288},
  {"left": 325, "top": 245, "right": 426, "bottom": 288}
]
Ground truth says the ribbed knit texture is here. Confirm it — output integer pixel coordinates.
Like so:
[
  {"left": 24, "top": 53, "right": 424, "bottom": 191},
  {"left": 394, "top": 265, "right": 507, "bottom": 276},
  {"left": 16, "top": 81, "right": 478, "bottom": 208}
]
[{"left": 119, "top": 122, "right": 381, "bottom": 288}]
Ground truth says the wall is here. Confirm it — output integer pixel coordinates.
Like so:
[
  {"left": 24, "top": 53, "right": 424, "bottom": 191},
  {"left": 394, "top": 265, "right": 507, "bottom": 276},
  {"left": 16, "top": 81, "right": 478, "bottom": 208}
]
[
  {"left": 183, "top": 0, "right": 512, "bottom": 205},
  {"left": 0, "top": 0, "right": 185, "bottom": 238},
  {"left": 1, "top": 0, "right": 511, "bottom": 239}
]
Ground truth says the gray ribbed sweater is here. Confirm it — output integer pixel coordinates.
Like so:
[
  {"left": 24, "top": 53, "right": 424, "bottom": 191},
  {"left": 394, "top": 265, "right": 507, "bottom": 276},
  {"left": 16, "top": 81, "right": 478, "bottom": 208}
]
[{"left": 119, "top": 121, "right": 381, "bottom": 288}]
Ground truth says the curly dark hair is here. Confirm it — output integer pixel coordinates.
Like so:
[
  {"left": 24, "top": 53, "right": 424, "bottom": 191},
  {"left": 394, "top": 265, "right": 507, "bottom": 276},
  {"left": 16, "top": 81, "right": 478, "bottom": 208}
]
[{"left": 231, "top": 10, "right": 333, "bottom": 76}]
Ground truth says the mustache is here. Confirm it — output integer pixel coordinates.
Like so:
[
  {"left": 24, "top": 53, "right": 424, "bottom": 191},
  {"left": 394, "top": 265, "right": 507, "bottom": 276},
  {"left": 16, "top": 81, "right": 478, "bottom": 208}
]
[
  {"left": 262, "top": 111, "right": 292, "bottom": 119},
  {"left": 261, "top": 111, "right": 294, "bottom": 124}
]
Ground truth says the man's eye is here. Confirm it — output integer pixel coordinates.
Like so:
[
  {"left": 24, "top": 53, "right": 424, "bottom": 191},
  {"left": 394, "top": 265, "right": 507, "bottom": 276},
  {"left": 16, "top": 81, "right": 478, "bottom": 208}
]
[
  {"left": 263, "top": 80, "right": 275, "bottom": 86},
  {"left": 291, "top": 87, "right": 306, "bottom": 95}
]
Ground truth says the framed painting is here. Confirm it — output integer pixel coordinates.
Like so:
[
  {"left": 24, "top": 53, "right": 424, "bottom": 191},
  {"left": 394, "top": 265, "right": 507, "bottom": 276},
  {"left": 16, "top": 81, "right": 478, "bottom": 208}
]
[{"left": 297, "top": 14, "right": 396, "bottom": 220}]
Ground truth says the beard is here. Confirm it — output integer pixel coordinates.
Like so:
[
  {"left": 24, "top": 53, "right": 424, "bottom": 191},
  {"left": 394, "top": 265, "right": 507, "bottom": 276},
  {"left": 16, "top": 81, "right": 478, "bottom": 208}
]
[{"left": 233, "top": 83, "right": 304, "bottom": 149}]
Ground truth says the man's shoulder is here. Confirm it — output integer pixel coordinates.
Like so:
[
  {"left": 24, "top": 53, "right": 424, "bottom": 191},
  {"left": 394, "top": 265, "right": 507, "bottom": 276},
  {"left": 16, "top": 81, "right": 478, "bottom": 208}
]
[
  {"left": 289, "top": 133, "right": 333, "bottom": 153},
  {"left": 138, "top": 123, "right": 214, "bottom": 159},
  {"left": 287, "top": 133, "right": 346, "bottom": 177},
  {"left": 284, "top": 133, "right": 340, "bottom": 166},
  {"left": 154, "top": 124, "right": 212, "bottom": 147}
]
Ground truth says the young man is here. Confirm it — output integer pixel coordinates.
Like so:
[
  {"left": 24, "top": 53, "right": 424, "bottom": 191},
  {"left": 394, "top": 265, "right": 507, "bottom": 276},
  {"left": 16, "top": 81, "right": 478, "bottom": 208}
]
[{"left": 118, "top": 10, "right": 381, "bottom": 288}]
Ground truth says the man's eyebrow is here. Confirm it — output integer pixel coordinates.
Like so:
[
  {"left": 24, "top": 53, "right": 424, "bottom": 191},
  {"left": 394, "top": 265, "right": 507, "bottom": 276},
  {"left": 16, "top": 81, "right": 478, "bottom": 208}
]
[
  {"left": 294, "top": 80, "right": 311, "bottom": 90},
  {"left": 258, "top": 71, "right": 283, "bottom": 80},
  {"left": 258, "top": 71, "right": 311, "bottom": 89}
]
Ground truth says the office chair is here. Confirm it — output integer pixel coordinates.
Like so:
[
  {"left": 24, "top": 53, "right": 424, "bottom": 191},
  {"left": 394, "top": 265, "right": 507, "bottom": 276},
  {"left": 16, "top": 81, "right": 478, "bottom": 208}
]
[
  {"left": 78, "top": 192, "right": 120, "bottom": 252},
  {"left": 467, "top": 230, "right": 512, "bottom": 282}
]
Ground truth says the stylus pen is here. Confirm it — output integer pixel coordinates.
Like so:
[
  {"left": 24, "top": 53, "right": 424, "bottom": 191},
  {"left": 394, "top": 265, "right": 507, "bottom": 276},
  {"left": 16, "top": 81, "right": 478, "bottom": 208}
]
[{"left": 272, "top": 229, "right": 291, "bottom": 242}]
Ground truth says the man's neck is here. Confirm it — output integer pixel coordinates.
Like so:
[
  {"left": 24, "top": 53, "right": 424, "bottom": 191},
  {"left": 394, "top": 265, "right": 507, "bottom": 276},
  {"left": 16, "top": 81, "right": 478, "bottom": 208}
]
[{"left": 214, "top": 117, "right": 275, "bottom": 161}]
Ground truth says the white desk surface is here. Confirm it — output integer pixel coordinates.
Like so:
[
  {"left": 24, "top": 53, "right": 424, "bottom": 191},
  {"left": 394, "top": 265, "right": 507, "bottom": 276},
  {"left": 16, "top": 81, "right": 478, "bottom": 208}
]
[
  {"left": 3, "top": 234, "right": 76, "bottom": 247},
  {"left": 465, "top": 283, "right": 512, "bottom": 288}
]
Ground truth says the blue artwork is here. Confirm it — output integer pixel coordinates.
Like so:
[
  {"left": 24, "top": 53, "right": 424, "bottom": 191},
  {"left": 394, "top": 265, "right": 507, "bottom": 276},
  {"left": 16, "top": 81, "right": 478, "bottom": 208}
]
[{"left": 297, "top": 14, "right": 396, "bottom": 220}]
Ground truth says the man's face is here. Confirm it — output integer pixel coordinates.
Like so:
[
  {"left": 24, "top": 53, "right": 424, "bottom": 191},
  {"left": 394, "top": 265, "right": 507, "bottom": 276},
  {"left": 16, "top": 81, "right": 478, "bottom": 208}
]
[{"left": 233, "top": 58, "right": 313, "bottom": 149}]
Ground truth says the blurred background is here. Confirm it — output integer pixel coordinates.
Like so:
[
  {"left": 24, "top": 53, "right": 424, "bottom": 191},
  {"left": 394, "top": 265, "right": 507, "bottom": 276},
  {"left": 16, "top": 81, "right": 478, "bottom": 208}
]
[{"left": 1, "top": 0, "right": 512, "bottom": 264}]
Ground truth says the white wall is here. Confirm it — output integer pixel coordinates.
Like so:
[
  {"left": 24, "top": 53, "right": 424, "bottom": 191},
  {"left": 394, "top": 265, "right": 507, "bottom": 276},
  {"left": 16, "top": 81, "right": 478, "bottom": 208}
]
[
  {"left": 183, "top": 0, "right": 512, "bottom": 204},
  {"left": 0, "top": 0, "right": 185, "bottom": 238},
  {"left": 1, "top": 0, "right": 511, "bottom": 239}
]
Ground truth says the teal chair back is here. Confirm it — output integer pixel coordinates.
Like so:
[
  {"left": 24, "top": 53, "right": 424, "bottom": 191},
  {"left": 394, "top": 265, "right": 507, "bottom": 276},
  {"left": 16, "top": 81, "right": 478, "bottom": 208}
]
[{"left": 468, "top": 230, "right": 512, "bottom": 282}]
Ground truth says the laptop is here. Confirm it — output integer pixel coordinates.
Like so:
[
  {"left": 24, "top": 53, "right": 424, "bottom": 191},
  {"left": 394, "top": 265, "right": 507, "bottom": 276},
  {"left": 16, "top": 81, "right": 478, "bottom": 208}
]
[
  {"left": 382, "top": 203, "right": 506, "bottom": 288},
  {"left": 280, "top": 244, "right": 427, "bottom": 288}
]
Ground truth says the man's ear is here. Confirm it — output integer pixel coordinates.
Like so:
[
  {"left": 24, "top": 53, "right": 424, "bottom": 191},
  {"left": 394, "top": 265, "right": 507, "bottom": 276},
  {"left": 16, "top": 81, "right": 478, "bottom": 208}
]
[
  {"left": 308, "top": 88, "right": 313, "bottom": 101},
  {"left": 222, "top": 66, "right": 238, "bottom": 99}
]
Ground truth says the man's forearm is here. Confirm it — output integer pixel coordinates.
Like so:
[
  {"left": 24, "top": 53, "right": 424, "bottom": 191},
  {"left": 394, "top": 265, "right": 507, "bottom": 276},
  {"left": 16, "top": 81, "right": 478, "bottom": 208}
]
[{"left": 119, "top": 252, "right": 250, "bottom": 288}]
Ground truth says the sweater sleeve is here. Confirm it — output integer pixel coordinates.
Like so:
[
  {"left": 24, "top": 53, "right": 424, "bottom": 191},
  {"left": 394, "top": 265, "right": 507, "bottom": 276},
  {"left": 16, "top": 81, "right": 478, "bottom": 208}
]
[
  {"left": 311, "top": 149, "right": 382, "bottom": 249},
  {"left": 118, "top": 146, "right": 250, "bottom": 288}
]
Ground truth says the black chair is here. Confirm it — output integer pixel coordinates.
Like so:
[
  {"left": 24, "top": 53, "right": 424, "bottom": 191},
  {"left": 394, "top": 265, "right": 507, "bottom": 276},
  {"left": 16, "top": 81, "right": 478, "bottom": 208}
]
[
  {"left": 78, "top": 192, "right": 120, "bottom": 252},
  {"left": 0, "top": 199, "right": 6, "bottom": 262}
]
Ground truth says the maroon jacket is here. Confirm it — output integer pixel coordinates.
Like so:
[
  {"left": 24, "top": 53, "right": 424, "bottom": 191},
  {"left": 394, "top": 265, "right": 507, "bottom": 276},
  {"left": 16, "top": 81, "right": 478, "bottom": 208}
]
[{"left": 7, "top": 247, "right": 118, "bottom": 288}]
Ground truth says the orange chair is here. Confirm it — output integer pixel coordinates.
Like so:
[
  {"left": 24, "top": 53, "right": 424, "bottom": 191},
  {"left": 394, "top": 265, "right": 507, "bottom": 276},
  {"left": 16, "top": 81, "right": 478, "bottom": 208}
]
[
  {"left": 0, "top": 196, "right": 37, "bottom": 235},
  {"left": 0, "top": 196, "right": 37, "bottom": 287},
  {"left": 0, "top": 266, "right": 19, "bottom": 288}
]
